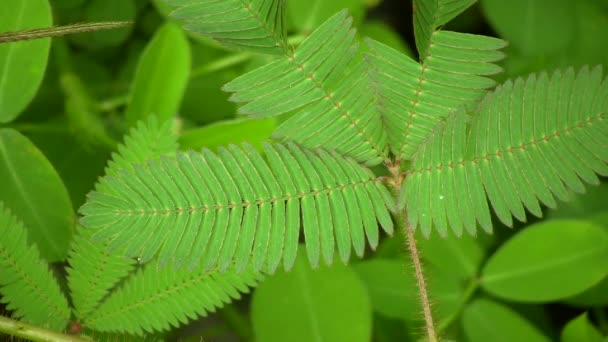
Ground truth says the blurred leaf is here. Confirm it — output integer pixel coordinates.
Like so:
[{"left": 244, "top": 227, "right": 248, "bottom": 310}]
[
  {"left": 0, "top": 0, "right": 52, "bottom": 123},
  {"left": 481, "top": 0, "right": 574, "bottom": 56},
  {"left": 462, "top": 298, "right": 551, "bottom": 342},
  {"left": 26, "top": 129, "right": 110, "bottom": 209},
  {"left": 251, "top": 248, "right": 372, "bottom": 342},
  {"left": 354, "top": 258, "right": 467, "bottom": 323},
  {"left": 548, "top": 183, "right": 608, "bottom": 220},
  {"left": 0, "top": 129, "right": 74, "bottom": 261},
  {"left": 564, "top": 276, "right": 608, "bottom": 308},
  {"left": 179, "top": 117, "right": 276, "bottom": 151},
  {"left": 481, "top": 220, "right": 608, "bottom": 302},
  {"left": 287, "top": 0, "right": 364, "bottom": 33},
  {"left": 353, "top": 259, "right": 419, "bottom": 321},
  {"left": 51, "top": 0, "right": 87, "bottom": 10},
  {"left": 125, "top": 23, "right": 191, "bottom": 127},
  {"left": 418, "top": 231, "right": 485, "bottom": 281},
  {"left": 70, "top": 0, "right": 135, "bottom": 49},
  {"left": 561, "top": 312, "right": 604, "bottom": 342},
  {"left": 359, "top": 20, "right": 413, "bottom": 57}
]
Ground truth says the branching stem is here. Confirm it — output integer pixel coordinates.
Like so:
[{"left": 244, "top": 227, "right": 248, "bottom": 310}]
[
  {"left": 402, "top": 214, "right": 438, "bottom": 342},
  {"left": 0, "top": 22, "right": 132, "bottom": 44},
  {"left": 0, "top": 315, "right": 89, "bottom": 342}
]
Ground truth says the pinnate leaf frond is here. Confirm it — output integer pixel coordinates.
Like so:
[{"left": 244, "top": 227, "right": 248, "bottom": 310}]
[
  {"left": 405, "top": 67, "right": 608, "bottom": 237},
  {"left": 163, "top": 0, "right": 287, "bottom": 55},
  {"left": 83, "top": 262, "right": 263, "bottom": 336},
  {"left": 223, "top": 10, "right": 389, "bottom": 166},
  {"left": 79, "top": 142, "right": 394, "bottom": 273},
  {"left": 0, "top": 203, "right": 70, "bottom": 331},
  {"left": 413, "top": 0, "right": 477, "bottom": 59},
  {"left": 366, "top": 30, "right": 506, "bottom": 160},
  {"left": 68, "top": 117, "right": 176, "bottom": 320},
  {"left": 66, "top": 228, "right": 136, "bottom": 320}
]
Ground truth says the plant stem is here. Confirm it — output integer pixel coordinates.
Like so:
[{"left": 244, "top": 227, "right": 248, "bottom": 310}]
[
  {"left": 0, "top": 22, "right": 132, "bottom": 43},
  {"left": 402, "top": 215, "right": 438, "bottom": 342},
  {"left": 0, "top": 315, "right": 90, "bottom": 342}
]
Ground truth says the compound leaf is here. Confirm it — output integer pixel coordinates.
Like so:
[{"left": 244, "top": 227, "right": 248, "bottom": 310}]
[
  {"left": 224, "top": 11, "right": 389, "bottom": 166},
  {"left": 406, "top": 67, "right": 608, "bottom": 236},
  {"left": 366, "top": 30, "right": 506, "bottom": 160},
  {"left": 0, "top": 203, "right": 70, "bottom": 331},
  {"left": 80, "top": 142, "right": 394, "bottom": 273},
  {"left": 84, "top": 262, "right": 262, "bottom": 336},
  {"left": 162, "top": 0, "right": 288, "bottom": 55}
]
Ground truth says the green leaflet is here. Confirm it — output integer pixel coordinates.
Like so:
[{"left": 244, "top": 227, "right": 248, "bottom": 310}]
[
  {"left": 0, "top": 129, "right": 74, "bottom": 261},
  {"left": 162, "top": 0, "right": 288, "bottom": 55},
  {"left": 224, "top": 11, "right": 389, "bottom": 166},
  {"left": 68, "top": 117, "right": 177, "bottom": 320},
  {"left": 405, "top": 67, "right": 608, "bottom": 236},
  {"left": 84, "top": 261, "right": 263, "bottom": 336},
  {"left": 366, "top": 30, "right": 506, "bottom": 160},
  {"left": 125, "top": 23, "right": 191, "bottom": 127},
  {"left": 0, "top": 0, "right": 51, "bottom": 123},
  {"left": 0, "top": 203, "right": 70, "bottom": 331},
  {"left": 412, "top": 0, "right": 477, "bottom": 59},
  {"left": 251, "top": 248, "right": 371, "bottom": 342},
  {"left": 462, "top": 298, "right": 551, "bottom": 342},
  {"left": 481, "top": 220, "right": 608, "bottom": 302},
  {"left": 560, "top": 312, "right": 604, "bottom": 342},
  {"left": 79, "top": 142, "right": 394, "bottom": 272}
]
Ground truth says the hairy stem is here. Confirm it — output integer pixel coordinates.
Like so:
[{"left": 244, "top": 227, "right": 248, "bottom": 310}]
[
  {"left": 0, "top": 315, "right": 89, "bottom": 342},
  {"left": 0, "top": 22, "right": 131, "bottom": 44},
  {"left": 402, "top": 215, "right": 438, "bottom": 342}
]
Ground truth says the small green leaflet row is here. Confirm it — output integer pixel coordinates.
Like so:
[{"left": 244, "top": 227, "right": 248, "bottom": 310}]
[{"left": 80, "top": 141, "right": 395, "bottom": 273}]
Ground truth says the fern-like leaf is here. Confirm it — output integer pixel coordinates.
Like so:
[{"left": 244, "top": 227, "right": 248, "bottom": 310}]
[
  {"left": 83, "top": 263, "right": 263, "bottom": 336},
  {"left": 163, "top": 0, "right": 287, "bottom": 55},
  {"left": 0, "top": 203, "right": 70, "bottom": 331},
  {"left": 68, "top": 117, "right": 176, "bottom": 320},
  {"left": 366, "top": 30, "right": 506, "bottom": 160},
  {"left": 79, "top": 142, "right": 394, "bottom": 273},
  {"left": 223, "top": 10, "right": 389, "bottom": 166},
  {"left": 405, "top": 67, "right": 608, "bottom": 237},
  {"left": 413, "top": 0, "right": 477, "bottom": 59},
  {"left": 66, "top": 228, "right": 136, "bottom": 320}
]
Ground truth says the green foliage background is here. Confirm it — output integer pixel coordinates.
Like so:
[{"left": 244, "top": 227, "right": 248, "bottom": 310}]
[{"left": 0, "top": 0, "right": 607, "bottom": 341}]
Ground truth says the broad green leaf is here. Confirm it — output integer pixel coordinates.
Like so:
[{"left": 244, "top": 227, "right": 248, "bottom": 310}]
[
  {"left": 26, "top": 129, "right": 110, "bottom": 209},
  {"left": 564, "top": 276, "right": 608, "bottom": 308},
  {"left": 462, "top": 298, "right": 551, "bottom": 342},
  {"left": 561, "top": 312, "right": 604, "bottom": 342},
  {"left": 70, "top": 0, "right": 135, "bottom": 49},
  {"left": 0, "top": 0, "right": 51, "bottom": 123},
  {"left": 355, "top": 259, "right": 466, "bottom": 323},
  {"left": 418, "top": 231, "right": 485, "bottom": 280},
  {"left": 481, "top": 0, "right": 574, "bottom": 56},
  {"left": 287, "top": 0, "right": 364, "bottom": 33},
  {"left": 353, "top": 259, "right": 419, "bottom": 321},
  {"left": 179, "top": 117, "right": 276, "bottom": 151},
  {"left": 251, "top": 248, "right": 372, "bottom": 342},
  {"left": 0, "top": 129, "right": 74, "bottom": 261},
  {"left": 125, "top": 23, "right": 191, "bottom": 127},
  {"left": 481, "top": 220, "right": 608, "bottom": 302}
]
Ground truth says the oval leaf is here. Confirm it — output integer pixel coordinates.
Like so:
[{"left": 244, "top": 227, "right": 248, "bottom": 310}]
[
  {"left": 481, "top": 220, "right": 608, "bottom": 302},
  {"left": 462, "top": 298, "right": 551, "bottom": 342},
  {"left": 125, "top": 23, "right": 191, "bottom": 127},
  {"left": 0, "top": 129, "right": 74, "bottom": 261},
  {"left": 561, "top": 312, "right": 604, "bottom": 342},
  {"left": 179, "top": 117, "right": 276, "bottom": 151},
  {"left": 0, "top": 0, "right": 51, "bottom": 123},
  {"left": 251, "top": 248, "right": 372, "bottom": 342}
]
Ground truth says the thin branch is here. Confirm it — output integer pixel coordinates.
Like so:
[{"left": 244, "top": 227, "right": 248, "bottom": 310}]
[
  {"left": 0, "top": 315, "right": 90, "bottom": 342},
  {"left": 0, "top": 22, "right": 132, "bottom": 44},
  {"left": 402, "top": 215, "right": 438, "bottom": 342}
]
